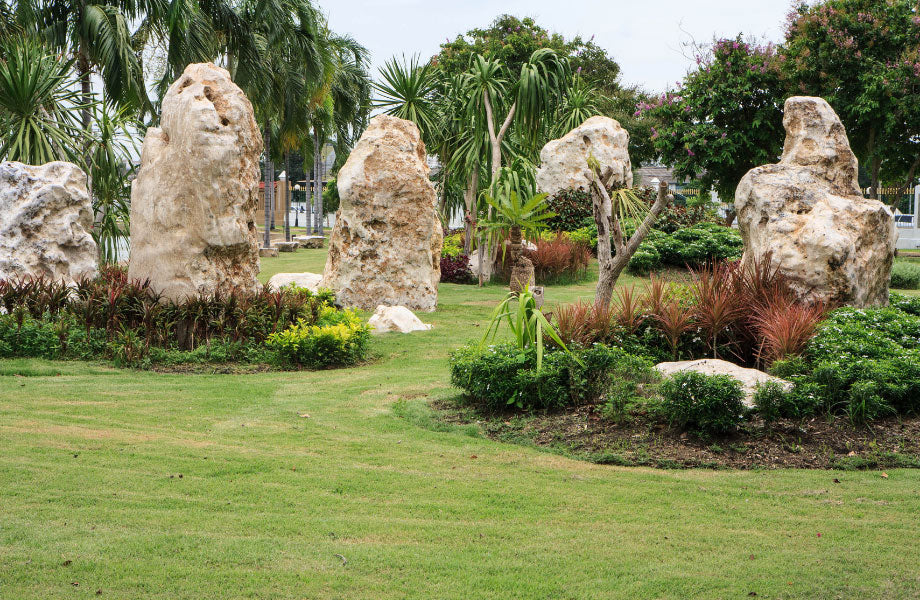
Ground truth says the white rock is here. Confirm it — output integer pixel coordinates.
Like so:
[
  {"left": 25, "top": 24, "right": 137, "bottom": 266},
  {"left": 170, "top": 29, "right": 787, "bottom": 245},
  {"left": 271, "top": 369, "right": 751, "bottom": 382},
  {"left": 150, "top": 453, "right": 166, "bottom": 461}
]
[
  {"left": 368, "top": 305, "right": 432, "bottom": 334},
  {"left": 128, "top": 62, "right": 262, "bottom": 301},
  {"left": 0, "top": 161, "right": 97, "bottom": 284},
  {"left": 536, "top": 116, "right": 633, "bottom": 197},
  {"left": 267, "top": 272, "right": 322, "bottom": 292},
  {"left": 655, "top": 359, "right": 792, "bottom": 408},
  {"left": 735, "top": 97, "right": 897, "bottom": 307},
  {"left": 321, "top": 115, "right": 442, "bottom": 312}
]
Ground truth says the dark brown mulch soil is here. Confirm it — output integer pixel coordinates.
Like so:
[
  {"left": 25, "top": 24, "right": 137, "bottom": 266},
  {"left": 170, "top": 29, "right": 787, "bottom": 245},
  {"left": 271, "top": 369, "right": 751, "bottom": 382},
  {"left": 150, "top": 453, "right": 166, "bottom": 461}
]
[{"left": 431, "top": 399, "right": 920, "bottom": 470}]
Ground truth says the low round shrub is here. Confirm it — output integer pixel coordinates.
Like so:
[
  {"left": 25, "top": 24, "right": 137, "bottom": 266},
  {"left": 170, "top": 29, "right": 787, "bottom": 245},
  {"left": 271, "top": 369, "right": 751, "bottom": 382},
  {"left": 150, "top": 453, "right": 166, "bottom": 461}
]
[
  {"left": 440, "top": 254, "right": 473, "bottom": 284},
  {"left": 659, "top": 371, "right": 746, "bottom": 436},
  {"left": 267, "top": 306, "right": 370, "bottom": 368},
  {"left": 890, "top": 261, "right": 920, "bottom": 290},
  {"left": 545, "top": 188, "right": 593, "bottom": 232}
]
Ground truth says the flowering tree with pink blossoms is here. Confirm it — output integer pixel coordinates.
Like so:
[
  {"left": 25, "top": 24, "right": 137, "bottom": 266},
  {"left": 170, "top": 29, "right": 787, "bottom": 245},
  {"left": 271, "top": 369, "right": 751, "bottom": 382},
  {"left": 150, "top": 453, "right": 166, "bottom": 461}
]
[
  {"left": 637, "top": 36, "right": 786, "bottom": 205},
  {"left": 783, "top": 0, "right": 920, "bottom": 199}
]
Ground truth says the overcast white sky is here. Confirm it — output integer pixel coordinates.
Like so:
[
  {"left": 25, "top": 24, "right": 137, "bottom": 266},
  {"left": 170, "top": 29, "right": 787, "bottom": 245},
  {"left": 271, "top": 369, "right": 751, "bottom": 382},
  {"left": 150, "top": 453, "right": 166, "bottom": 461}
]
[{"left": 323, "top": 0, "right": 794, "bottom": 93}]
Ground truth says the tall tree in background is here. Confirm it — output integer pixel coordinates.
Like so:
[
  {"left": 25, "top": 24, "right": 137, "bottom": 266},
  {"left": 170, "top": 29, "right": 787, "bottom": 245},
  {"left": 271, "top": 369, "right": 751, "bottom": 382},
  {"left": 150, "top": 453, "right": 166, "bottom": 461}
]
[
  {"left": 639, "top": 37, "right": 786, "bottom": 205},
  {"left": 307, "top": 33, "right": 371, "bottom": 234},
  {"left": 783, "top": 0, "right": 920, "bottom": 199},
  {"left": 434, "top": 15, "right": 652, "bottom": 165},
  {"left": 25, "top": 0, "right": 150, "bottom": 130}
]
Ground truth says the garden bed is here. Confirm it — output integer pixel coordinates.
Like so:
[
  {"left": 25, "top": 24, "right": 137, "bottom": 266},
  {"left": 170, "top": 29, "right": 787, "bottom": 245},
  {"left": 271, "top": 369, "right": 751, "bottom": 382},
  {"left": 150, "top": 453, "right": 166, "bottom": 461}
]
[{"left": 430, "top": 398, "right": 920, "bottom": 470}]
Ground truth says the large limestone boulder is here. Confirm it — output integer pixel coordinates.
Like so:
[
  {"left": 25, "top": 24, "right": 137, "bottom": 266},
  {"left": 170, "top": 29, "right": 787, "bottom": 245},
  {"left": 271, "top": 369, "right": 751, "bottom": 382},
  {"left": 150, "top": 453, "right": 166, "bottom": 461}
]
[
  {"left": 655, "top": 359, "right": 792, "bottom": 408},
  {"left": 321, "top": 115, "right": 442, "bottom": 312},
  {"left": 128, "top": 62, "right": 262, "bottom": 301},
  {"left": 536, "top": 116, "right": 633, "bottom": 197},
  {"left": 368, "top": 305, "right": 432, "bottom": 334},
  {"left": 735, "top": 97, "right": 897, "bottom": 307},
  {"left": 0, "top": 161, "right": 97, "bottom": 283}
]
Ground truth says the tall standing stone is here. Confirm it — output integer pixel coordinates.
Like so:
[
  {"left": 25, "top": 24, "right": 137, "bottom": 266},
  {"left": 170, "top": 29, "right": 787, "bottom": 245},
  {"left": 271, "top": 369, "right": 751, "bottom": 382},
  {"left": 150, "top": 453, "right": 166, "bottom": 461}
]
[
  {"left": 321, "top": 115, "right": 442, "bottom": 312},
  {"left": 128, "top": 63, "right": 262, "bottom": 301},
  {"left": 0, "top": 161, "right": 97, "bottom": 283},
  {"left": 735, "top": 96, "right": 897, "bottom": 307},
  {"left": 536, "top": 116, "right": 633, "bottom": 197}
]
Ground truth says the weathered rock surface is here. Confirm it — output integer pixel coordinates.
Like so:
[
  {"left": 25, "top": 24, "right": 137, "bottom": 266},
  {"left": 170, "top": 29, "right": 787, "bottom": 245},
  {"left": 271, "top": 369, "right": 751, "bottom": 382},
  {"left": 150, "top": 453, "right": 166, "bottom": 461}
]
[
  {"left": 267, "top": 272, "right": 322, "bottom": 292},
  {"left": 294, "top": 235, "right": 324, "bottom": 249},
  {"left": 735, "top": 96, "right": 897, "bottom": 307},
  {"left": 655, "top": 359, "right": 792, "bottom": 408},
  {"left": 536, "top": 116, "right": 633, "bottom": 197},
  {"left": 275, "top": 241, "right": 298, "bottom": 252},
  {"left": 0, "top": 161, "right": 97, "bottom": 283},
  {"left": 321, "top": 115, "right": 442, "bottom": 312},
  {"left": 128, "top": 62, "right": 262, "bottom": 301},
  {"left": 368, "top": 305, "right": 432, "bottom": 334}
]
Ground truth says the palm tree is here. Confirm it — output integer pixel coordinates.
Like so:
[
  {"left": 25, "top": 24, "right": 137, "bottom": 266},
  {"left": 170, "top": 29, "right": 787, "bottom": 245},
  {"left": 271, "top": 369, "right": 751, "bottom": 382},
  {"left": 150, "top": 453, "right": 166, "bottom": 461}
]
[
  {"left": 555, "top": 73, "right": 600, "bottom": 136},
  {"left": 373, "top": 55, "right": 438, "bottom": 139},
  {"left": 306, "top": 32, "right": 370, "bottom": 234},
  {"left": 223, "top": 0, "right": 329, "bottom": 247},
  {"left": 25, "top": 0, "right": 150, "bottom": 131},
  {"left": 479, "top": 167, "right": 554, "bottom": 291}
]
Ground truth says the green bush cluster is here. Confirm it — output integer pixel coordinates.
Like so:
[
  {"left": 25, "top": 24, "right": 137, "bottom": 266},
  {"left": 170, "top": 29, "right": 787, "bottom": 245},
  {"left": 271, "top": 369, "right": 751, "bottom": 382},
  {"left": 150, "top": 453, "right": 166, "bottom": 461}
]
[
  {"left": 627, "top": 223, "right": 743, "bottom": 275},
  {"left": 773, "top": 298, "right": 920, "bottom": 422},
  {"left": 544, "top": 188, "right": 593, "bottom": 232},
  {"left": 659, "top": 371, "right": 746, "bottom": 437},
  {"left": 449, "top": 343, "right": 653, "bottom": 411},
  {"left": 890, "top": 261, "right": 920, "bottom": 289},
  {"left": 442, "top": 232, "right": 465, "bottom": 258}
]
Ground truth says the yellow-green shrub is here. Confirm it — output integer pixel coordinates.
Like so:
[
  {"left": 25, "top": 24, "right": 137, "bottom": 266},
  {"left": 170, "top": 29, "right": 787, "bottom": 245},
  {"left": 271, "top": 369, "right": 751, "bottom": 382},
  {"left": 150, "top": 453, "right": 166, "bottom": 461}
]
[{"left": 267, "top": 307, "right": 370, "bottom": 368}]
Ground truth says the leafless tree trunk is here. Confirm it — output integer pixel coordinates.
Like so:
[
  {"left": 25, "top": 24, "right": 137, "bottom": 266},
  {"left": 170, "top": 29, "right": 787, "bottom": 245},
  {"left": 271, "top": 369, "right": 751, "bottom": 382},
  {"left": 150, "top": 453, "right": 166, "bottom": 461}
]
[{"left": 592, "top": 175, "right": 671, "bottom": 307}]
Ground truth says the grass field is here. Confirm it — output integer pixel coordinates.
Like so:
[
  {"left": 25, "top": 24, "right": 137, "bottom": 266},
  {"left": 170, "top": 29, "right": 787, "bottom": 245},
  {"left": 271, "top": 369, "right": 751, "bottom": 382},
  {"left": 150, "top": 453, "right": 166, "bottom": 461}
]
[{"left": 2, "top": 248, "right": 920, "bottom": 599}]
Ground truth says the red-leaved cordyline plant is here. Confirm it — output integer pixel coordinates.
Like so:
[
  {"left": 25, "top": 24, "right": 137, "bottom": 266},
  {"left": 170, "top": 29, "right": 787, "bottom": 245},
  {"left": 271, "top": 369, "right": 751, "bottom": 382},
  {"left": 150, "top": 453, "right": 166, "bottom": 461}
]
[
  {"left": 613, "top": 285, "right": 646, "bottom": 335},
  {"left": 552, "top": 300, "right": 617, "bottom": 347},
  {"left": 509, "top": 236, "right": 591, "bottom": 284},
  {"left": 654, "top": 298, "right": 695, "bottom": 360},
  {"left": 690, "top": 261, "right": 746, "bottom": 359},
  {"left": 642, "top": 274, "right": 670, "bottom": 316},
  {"left": 752, "top": 296, "right": 829, "bottom": 367}
]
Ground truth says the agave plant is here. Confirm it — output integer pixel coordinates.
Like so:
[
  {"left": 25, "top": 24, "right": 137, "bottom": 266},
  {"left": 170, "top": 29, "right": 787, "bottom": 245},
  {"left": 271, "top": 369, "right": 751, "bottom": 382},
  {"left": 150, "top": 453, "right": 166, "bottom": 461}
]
[
  {"left": 372, "top": 55, "right": 438, "bottom": 138},
  {"left": 0, "top": 36, "right": 90, "bottom": 164}
]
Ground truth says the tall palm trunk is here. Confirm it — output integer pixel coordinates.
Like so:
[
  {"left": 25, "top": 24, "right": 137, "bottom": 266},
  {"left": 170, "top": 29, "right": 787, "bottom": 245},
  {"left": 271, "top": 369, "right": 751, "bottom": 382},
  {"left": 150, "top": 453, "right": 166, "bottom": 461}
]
[
  {"left": 78, "top": 42, "right": 92, "bottom": 133},
  {"left": 316, "top": 128, "right": 325, "bottom": 235},
  {"left": 283, "top": 151, "right": 291, "bottom": 242},
  {"left": 262, "top": 127, "right": 272, "bottom": 248},
  {"left": 312, "top": 128, "right": 322, "bottom": 234}
]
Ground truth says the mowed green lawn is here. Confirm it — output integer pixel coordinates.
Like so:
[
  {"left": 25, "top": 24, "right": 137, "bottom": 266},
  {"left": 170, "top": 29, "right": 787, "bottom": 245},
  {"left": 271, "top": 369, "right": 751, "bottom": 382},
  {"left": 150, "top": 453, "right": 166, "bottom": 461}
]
[{"left": 2, "top": 248, "right": 920, "bottom": 599}]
